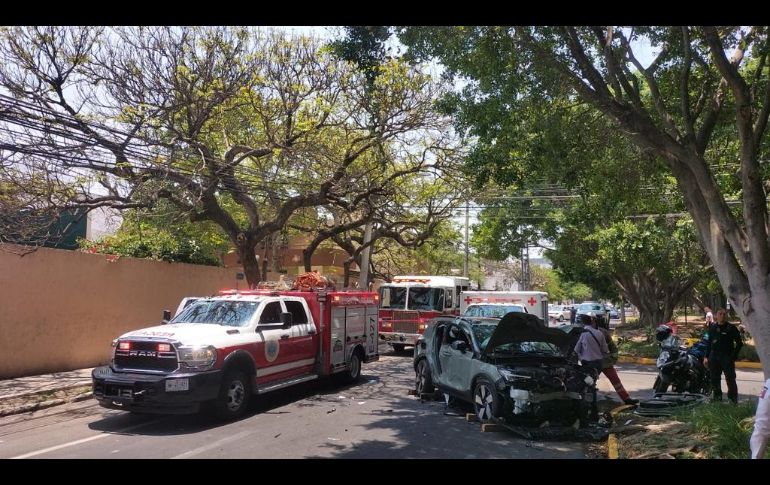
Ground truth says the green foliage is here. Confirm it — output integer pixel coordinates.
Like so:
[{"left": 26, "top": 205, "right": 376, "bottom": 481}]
[
  {"left": 616, "top": 338, "right": 660, "bottom": 358},
  {"left": 562, "top": 281, "right": 593, "bottom": 302},
  {"left": 330, "top": 27, "right": 393, "bottom": 86},
  {"left": 673, "top": 401, "right": 757, "bottom": 459},
  {"left": 375, "top": 26, "right": 742, "bottom": 324},
  {"left": 79, "top": 207, "right": 229, "bottom": 266},
  {"left": 79, "top": 231, "right": 221, "bottom": 266},
  {"left": 738, "top": 343, "right": 760, "bottom": 362}
]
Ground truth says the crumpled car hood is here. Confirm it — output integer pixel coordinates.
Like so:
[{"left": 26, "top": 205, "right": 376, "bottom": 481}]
[{"left": 482, "top": 312, "right": 583, "bottom": 357}]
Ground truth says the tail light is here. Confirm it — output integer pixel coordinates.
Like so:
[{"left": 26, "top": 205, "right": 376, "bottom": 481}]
[{"left": 118, "top": 341, "right": 131, "bottom": 350}]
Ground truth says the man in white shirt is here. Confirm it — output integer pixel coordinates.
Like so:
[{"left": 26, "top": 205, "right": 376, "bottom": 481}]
[{"left": 574, "top": 314, "right": 609, "bottom": 420}]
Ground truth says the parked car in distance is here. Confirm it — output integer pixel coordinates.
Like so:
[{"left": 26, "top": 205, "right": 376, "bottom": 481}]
[
  {"left": 548, "top": 304, "right": 571, "bottom": 322},
  {"left": 576, "top": 302, "right": 608, "bottom": 328},
  {"left": 413, "top": 312, "right": 593, "bottom": 426},
  {"left": 607, "top": 306, "right": 620, "bottom": 319}
]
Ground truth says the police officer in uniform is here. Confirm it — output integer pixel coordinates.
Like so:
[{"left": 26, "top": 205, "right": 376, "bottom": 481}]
[{"left": 704, "top": 308, "right": 743, "bottom": 403}]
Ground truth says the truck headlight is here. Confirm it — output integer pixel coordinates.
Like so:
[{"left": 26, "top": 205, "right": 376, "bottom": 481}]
[{"left": 178, "top": 345, "right": 217, "bottom": 371}]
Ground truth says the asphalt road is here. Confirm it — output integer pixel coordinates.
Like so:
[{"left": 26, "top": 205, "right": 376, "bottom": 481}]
[
  {"left": 1, "top": 344, "right": 763, "bottom": 459},
  {"left": 0, "top": 344, "right": 586, "bottom": 459}
]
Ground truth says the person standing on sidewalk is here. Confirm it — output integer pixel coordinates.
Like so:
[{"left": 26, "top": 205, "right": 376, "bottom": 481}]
[
  {"left": 597, "top": 324, "right": 638, "bottom": 405},
  {"left": 574, "top": 314, "right": 609, "bottom": 420},
  {"left": 704, "top": 308, "right": 743, "bottom": 403},
  {"left": 751, "top": 378, "right": 770, "bottom": 458}
]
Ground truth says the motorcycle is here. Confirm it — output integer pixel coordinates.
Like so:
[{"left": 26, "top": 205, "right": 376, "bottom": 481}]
[{"left": 652, "top": 325, "right": 711, "bottom": 395}]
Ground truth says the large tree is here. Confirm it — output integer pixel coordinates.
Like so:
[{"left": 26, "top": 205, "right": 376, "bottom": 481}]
[
  {"left": 0, "top": 27, "right": 449, "bottom": 286},
  {"left": 372, "top": 26, "right": 770, "bottom": 375}
]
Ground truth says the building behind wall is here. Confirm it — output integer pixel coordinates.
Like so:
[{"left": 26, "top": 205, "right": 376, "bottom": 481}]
[{"left": 221, "top": 234, "right": 359, "bottom": 283}]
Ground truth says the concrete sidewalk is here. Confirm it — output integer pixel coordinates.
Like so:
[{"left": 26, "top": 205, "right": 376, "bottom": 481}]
[{"left": 0, "top": 368, "right": 93, "bottom": 417}]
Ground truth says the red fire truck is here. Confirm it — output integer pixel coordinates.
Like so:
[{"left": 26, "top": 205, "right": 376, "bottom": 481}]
[
  {"left": 92, "top": 287, "right": 379, "bottom": 420},
  {"left": 377, "top": 275, "right": 470, "bottom": 351}
]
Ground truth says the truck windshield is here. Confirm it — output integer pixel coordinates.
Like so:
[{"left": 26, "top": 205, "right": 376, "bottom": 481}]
[
  {"left": 171, "top": 300, "right": 260, "bottom": 327},
  {"left": 465, "top": 305, "right": 526, "bottom": 318},
  {"left": 408, "top": 287, "right": 444, "bottom": 311},
  {"left": 379, "top": 286, "right": 407, "bottom": 309}
]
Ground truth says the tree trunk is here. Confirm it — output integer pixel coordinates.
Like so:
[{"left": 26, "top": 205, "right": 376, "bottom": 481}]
[
  {"left": 261, "top": 238, "right": 269, "bottom": 282},
  {"left": 343, "top": 260, "right": 351, "bottom": 287},
  {"left": 620, "top": 295, "right": 626, "bottom": 326},
  {"left": 741, "top": 283, "right": 770, "bottom": 375},
  {"left": 237, "top": 242, "right": 261, "bottom": 288},
  {"left": 303, "top": 248, "right": 313, "bottom": 272}
]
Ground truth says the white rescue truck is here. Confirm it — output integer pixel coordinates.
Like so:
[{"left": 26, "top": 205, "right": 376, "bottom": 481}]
[
  {"left": 92, "top": 288, "right": 379, "bottom": 420},
  {"left": 459, "top": 291, "right": 549, "bottom": 324}
]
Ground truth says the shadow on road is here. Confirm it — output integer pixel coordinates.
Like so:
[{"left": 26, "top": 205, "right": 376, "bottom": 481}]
[{"left": 86, "top": 370, "right": 390, "bottom": 436}]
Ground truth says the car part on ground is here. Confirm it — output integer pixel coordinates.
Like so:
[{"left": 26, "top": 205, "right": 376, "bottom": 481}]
[
  {"left": 493, "top": 417, "right": 610, "bottom": 441},
  {"left": 633, "top": 392, "right": 708, "bottom": 417}
]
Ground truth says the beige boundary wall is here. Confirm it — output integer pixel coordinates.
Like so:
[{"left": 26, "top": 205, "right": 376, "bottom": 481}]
[{"left": 0, "top": 244, "right": 245, "bottom": 379}]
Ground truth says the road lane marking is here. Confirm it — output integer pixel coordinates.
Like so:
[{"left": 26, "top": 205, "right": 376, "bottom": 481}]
[
  {"left": 170, "top": 429, "right": 256, "bottom": 459},
  {"left": 10, "top": 418, "right": 162, "bottom": 459}
]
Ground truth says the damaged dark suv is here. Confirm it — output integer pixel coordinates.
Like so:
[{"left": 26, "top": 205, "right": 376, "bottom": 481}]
[{"left": 414, "top": 312, "right": 594, "bottom": 427}]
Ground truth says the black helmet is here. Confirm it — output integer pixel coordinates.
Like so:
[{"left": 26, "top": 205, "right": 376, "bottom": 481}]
[{"left": 655, "top": 325, "right": 672, "bottom": 342}]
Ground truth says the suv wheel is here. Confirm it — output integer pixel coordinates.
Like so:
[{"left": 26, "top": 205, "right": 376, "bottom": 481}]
[
  {"left": 473, "top": 378, "right": 502, "bottom": 421},
  {"left": 415, "top": 359, "right": 435, "bottom": 395}
]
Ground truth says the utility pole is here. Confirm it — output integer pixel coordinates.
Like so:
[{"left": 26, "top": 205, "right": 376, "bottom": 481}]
[
  {"left": 358, "top": 220, "right": 373, "bottom": 289},
  {"left": 463, "top": 201, "right": 469, "bottom": 278},
  {"left": 522, "top": 241, "right": 529, "bottom": 291}
]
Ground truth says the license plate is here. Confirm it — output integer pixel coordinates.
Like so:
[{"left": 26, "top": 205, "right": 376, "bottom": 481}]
[{"left": 165, "top": 378, "right": 189, "bottom": 392}]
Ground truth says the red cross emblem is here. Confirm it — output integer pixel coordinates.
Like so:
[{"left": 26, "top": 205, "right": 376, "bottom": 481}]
[
  {"left": 464, "top": 297, "right": 474, "bottom": 304},
  {"left": 527, "top": 297, "right": 537, "bottom": 306}
]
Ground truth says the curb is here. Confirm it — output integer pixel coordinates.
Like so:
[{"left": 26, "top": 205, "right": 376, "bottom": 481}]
[
  {"left": 607, "top": 404, "right": 635, "bottom": 460},
  {"left": 0, "top": 387, "right": 92, "bottom": 418},
  {"left": 617, "top": 355, "right": 762, "bottom": 369},
  {"left": 617, "top": 356, "right": 656, "bottom": 365},
  {"left": 0, "top": 382, "right": 91, "bottom": 402}
]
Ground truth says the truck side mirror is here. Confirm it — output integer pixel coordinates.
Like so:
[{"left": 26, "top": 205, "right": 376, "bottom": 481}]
[
  {"left": 280, "top": 312, "right": 293, "bottom": 329},
  {"left": 162, "top": 309, "right": 171, "bottom": 324}
]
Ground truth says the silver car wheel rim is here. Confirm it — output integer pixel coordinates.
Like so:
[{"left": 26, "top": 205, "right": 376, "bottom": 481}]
[
  {"left": 475, "top": 385, "right": 493, "bottom": 420},
  {"left": 416, "top": 361, "right": 426, "bottom": 393},
  {"left": 350, "top": 354, "right": 360, "bottom": 378},
  {"left": 227, "top": 380, "right": 245, "bottom": 411}
]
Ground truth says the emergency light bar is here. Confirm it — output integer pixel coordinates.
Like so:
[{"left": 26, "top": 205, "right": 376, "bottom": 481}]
[{"left": 392, "top": 277, "right": 431, "bottom": 283}]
